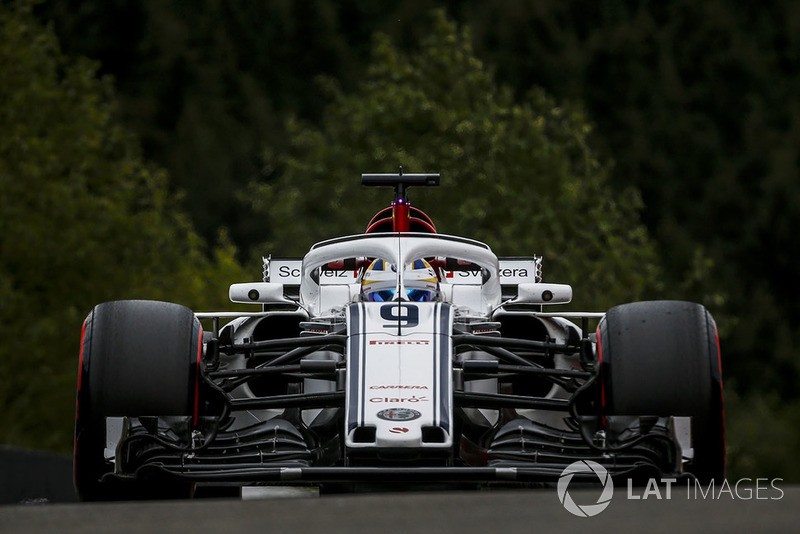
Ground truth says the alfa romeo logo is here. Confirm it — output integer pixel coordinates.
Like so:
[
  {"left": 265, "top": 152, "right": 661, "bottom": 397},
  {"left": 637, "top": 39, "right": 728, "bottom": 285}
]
[
  {"left": 557, "top": 460, "right": 614, "bottom": 517},
  {"left": 377, "top": 408, "right": 421, "bottom": 421}
]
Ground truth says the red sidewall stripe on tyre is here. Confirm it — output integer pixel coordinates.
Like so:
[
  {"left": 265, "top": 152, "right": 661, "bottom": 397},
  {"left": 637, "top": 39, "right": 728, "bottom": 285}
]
[
  {"left": 76, "top": 319, "right": 88, "bottom": 415},
  {"left": 193, "top": 325, "right": 203, "bottom": 427},
  {"left": 711, "top": 316, "right": 727, "bottom": 470},
  {"left": 74, "top": 318, "right": 89, "bottom": 487},
  {"left": 595, "top": 323, "right": 608, "bottom": 429}
]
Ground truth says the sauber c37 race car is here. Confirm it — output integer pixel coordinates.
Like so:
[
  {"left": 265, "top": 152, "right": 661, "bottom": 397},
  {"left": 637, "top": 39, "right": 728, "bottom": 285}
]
[{"left": 74, "top": 173, "right": 725, "bottom": 500}]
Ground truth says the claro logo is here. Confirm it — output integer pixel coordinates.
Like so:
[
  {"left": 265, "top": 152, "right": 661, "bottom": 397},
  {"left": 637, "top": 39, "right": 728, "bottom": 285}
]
[{"left": 369, "top": 396, "right": 428, "bottom": 403}]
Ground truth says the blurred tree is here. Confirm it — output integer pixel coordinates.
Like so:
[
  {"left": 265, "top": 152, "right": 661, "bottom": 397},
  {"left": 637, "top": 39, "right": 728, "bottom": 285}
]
[
  {"left": 34, "top": 0, "right": 368, "bottom": 252},
  {"left": 249, "top": 11, "right": 662, "bottom": 312},
  {"left": 0, "top": 1, "right": 246, "bottom": 452},
  {"left": 24, "top": 0, "right": 800, "bottom": 477},
  {"left": 461, "top": 0, "right": 800, "bottom": 396}
]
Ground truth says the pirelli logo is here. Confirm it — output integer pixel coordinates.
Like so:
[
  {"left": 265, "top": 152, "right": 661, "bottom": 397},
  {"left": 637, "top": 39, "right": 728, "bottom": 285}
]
[{"left": 369, "top": 340, "right": 430, "bottom": 345}]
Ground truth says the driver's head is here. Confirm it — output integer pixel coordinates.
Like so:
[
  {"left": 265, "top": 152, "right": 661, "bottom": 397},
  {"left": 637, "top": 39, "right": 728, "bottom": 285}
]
[
  {"left": 361, "top": 258, "right": 439, "bottom": 302},
  {"left": 360, "top": 258, "right": 396, "bottom": 302},
  {"left": 402, "top": 258, "right": 439, "bottom": 301}
]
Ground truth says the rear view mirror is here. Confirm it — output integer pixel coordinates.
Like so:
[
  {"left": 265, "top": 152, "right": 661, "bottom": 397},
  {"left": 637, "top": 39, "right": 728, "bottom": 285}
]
[
  {"left": 229, "top": 282, "right": 291, "bottom": 304},
  {"left": 515, "top": 283, "right": 572, "bottom": 305}
]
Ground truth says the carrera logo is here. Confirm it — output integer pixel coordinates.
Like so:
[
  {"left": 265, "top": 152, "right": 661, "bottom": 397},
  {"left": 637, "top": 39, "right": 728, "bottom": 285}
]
[
  {"left": 369, "top": 340, "right": 430, "bottom": 345},
  {"left": 370, "top": 385, "right": 429, "bottom": 390}
]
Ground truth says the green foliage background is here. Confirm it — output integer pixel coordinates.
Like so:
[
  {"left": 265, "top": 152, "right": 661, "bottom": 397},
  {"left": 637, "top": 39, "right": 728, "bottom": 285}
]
[
  {"left": 0, "top": 0, "right": 796, "bottom": 480},
  {"left": 253, "top": 15, "right": 661, "bottom": 312},
  {"left": 0, "top": 1, "right": 246, "bottom": 451}
]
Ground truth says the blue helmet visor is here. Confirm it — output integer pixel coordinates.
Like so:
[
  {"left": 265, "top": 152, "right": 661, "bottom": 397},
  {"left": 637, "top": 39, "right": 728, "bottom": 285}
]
[
  {"left": 367, "top": 289, "right": 397, "bottom": 302},
  {"left": 366, "top": 289, "right": 434, "bottom": 302}
]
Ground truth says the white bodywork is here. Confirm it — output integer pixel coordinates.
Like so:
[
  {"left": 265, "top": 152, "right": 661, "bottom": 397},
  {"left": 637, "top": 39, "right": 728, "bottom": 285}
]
[
  {"left": 298, "top": 233, "right": 502, "bottom": 316},
  {"left": 214, "top": 233, "right": 587, "bottom": 453},
  {"left": 345, "top": 302, "right": 453, "bottom": 449}
]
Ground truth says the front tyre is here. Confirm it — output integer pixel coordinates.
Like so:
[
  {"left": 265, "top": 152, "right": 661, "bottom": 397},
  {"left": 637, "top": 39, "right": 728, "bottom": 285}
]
[
  {"left": 74, "top": 300, "right": 202, "bottom": 501},
  {"left": 597, "top": 300, "right": 725, "bottom": 483}
]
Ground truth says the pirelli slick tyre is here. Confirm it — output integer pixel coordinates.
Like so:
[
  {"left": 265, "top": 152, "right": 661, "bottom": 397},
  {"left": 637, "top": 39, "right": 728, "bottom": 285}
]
[
  {"left": 597, "top": 300, "right": 725, "bottom": 483},
  {"left": 74, "top": 300, "right": 202, "bottom": 501}
]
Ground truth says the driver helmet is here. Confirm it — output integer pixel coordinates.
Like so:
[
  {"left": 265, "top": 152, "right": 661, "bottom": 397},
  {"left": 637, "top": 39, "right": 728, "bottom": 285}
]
[{"left": 361, "top": 258, "right": 439, "bottom": 302}]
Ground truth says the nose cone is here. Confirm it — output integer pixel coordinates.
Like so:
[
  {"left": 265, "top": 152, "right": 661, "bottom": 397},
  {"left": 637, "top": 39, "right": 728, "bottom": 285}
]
[{"left": 375, "top": 421, "right": 423, "bottom": 447}]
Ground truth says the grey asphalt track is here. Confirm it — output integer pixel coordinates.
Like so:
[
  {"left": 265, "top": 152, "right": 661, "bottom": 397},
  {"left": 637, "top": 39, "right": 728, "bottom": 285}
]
[{"left": 1, "top": 486, "right": 798, "bottom": 534}]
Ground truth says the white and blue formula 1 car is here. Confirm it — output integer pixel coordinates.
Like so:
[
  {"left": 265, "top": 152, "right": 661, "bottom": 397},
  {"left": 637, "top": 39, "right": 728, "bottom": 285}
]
[{"left": 74, "top": 173, "right": 725, "bottom": 500}]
